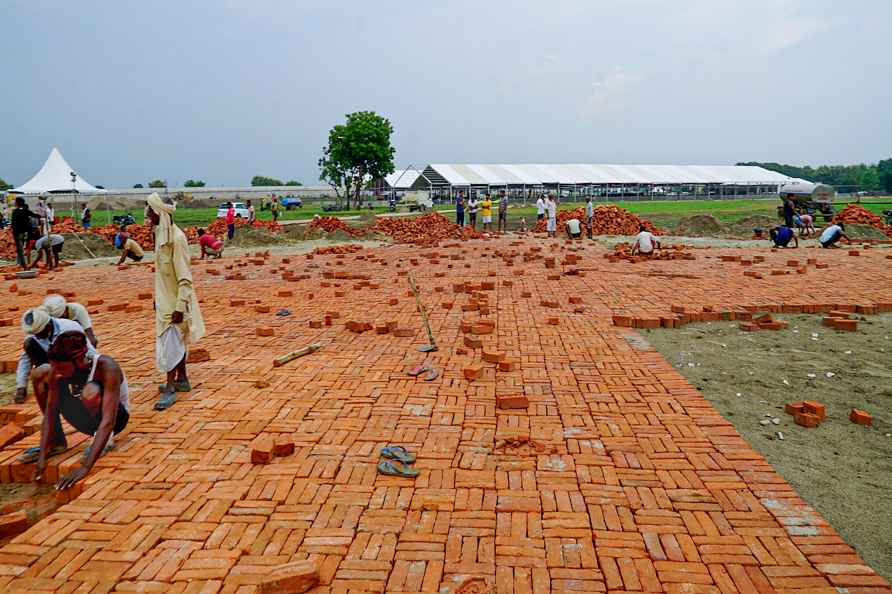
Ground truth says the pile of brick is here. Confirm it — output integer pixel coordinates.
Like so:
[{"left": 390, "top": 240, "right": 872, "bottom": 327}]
[
  {"left": 833, "top": 203, "right": 892, "bottom": 238},
  {"left": 371, "top": 212, "right": 484, "bottom": 246},
  {"left": 305, "top": 215, "right": 366, "bottom": 237},
  {"left": 821, "top": 310, "right": 859, "bottom": 331},
  {"left": 785, "top": 400, "right": 826, "bottom": 428},
  {"left": 533, "top": 205, "right": 661, "bottom": 235},
  {"left": 311, "top": 244, "right": 364, "bottom": 256}
]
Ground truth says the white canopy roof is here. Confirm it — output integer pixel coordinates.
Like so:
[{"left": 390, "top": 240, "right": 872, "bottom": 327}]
[
  {"left": 383, "top": 168, "right": 421, "bottom": 189},
  {"left": 12, "top": 147, "right": 104, "bottom": 194},
  {"left": 417, "top": 164, "right": 795, "bottom": 187}
]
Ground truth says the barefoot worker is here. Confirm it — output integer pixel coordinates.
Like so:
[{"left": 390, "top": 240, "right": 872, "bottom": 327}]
[
  {"left": 31, "top": 331, "right": 130, "bottom": 490},
  {"left": 145, "top": 193, "right": 205, "bottom": 411}
]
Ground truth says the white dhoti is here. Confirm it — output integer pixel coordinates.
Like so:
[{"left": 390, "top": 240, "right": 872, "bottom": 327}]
[{"left": 156, "top": 326, "right": 186, "bottom": 373}]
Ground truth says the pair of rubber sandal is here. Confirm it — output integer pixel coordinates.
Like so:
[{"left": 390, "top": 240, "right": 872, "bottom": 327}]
[
  {"left": 377, "top": 446, "right": 419, "bottom": 477},
  {"left": 407, "top": 364, "right": 438, "bottom": 381},
  {"left": 18, "top": 444, "right": 66, "bottom": 464},
  {"left": 158, "top": 380, "right": 191, "bottom": 393}
]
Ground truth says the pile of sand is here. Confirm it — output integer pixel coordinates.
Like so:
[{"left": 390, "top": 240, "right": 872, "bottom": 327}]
[
  {"left": 672, "top": 215, "right": 725, "bottom": 237},
  {"left": 725, "top": 215, "right": 779, "bottom": 237},
  {"left": 845, "top": 223, "right": 890, "bottom": 240}
]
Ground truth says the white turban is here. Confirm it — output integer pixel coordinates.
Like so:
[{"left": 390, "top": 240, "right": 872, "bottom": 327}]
[
  {"left": 43, "top": 294, "right": 67, "bottom": 317},
  {"left": 147, "top": 192, "right": 177, "bottom": 246},
  {"left": 22, "top": 307, "right": 51, "bottom": 336}
]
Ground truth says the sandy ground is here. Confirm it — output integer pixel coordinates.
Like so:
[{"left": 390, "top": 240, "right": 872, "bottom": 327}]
[{"left": 640, "top": 314, "right": 892, "bottom": 582}]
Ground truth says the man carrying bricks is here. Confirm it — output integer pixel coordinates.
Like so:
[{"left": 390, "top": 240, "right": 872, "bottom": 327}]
[
  {"left": 43, "top": 294, "right": 99, "bottom": 347},
  {"left": 31, "top": 331, "right": 130, "bottom": 490},
  {"left": 146, "top": 193, "right": 205, "bottom": 411}
]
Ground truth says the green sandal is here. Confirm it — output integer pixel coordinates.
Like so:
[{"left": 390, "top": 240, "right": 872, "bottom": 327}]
[
  {"left": 154, "top": 392, "right": 178, "bottom": 411},
  {"left": 377, "top": 459, "right": 419, "bottom": 478},
  {"left": 158, "top": 380, "right": 191, "bottom": 393},
  {"left": 17, "top": 444, "right": 67, "bottom": 464}
]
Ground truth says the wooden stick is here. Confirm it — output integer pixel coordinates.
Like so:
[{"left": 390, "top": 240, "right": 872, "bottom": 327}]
[
  {"left": 407, "top": 272, "right": 436, "bottom": 348},
  {"left": 272, "top": 343, "right": 321, "bottom": 368}
]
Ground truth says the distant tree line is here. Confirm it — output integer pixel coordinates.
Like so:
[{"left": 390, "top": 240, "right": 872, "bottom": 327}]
[
  {"left": 739, "top": 159, "right": 892, "bottom": 192},
  {"left": 251, "top": 176, "right": 302, "bottom": 187},
  {"left": 0, "top": 177, "right": 12, "bottom": 190}
]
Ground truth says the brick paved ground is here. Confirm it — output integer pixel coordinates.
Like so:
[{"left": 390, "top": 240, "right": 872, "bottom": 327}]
[{"left": 0, "top": 237, "right": 890, "bottom": 593}]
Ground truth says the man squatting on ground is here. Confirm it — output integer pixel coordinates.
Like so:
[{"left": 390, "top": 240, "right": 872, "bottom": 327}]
[
  {"left": 32, "top": 330, "right": 130, "bottom": 490},
  {"left": 16, "top": 307, "right": 98, "bottom": 459},
  {"left": 14, "top": 298, "right": 97, "bottom": 405},
  {"left": 145, "top": 193, "right": 205, "bottom": 411}
]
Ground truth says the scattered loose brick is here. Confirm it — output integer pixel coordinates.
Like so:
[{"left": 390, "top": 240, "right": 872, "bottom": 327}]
[
  {"left": 785, "top": 401, "right": 805, "bottom": 415},
  {"left": 802, "top": 400, "right": 826, "bottom": 420},
  {"left": 463, "top": 364, "right": 483, "bottom": 380},
  {"left": 256, "top": 327, "right": 275, "bottom": 337},
  {"left": 251, "top": 435, "right": 275, "bottom": 464},
  {"left": 482, "top": 349, "right": 506, "bottom": 363},
  {"left": 0, "top": 511, "right": 29, "bottom": 538},
  {"left": 794, "top": 412, "right": 821, "bottom": 428},
  {"left": 0, "top": 423, "right": 25, "bottom": 449},
  {"left": 259, "top": 560, "right": 319, "bottom": 594},
  {"left": 273, "top": 437, "right": 295, "bottom": 457},
  {"left": 463, "top": 335, "right": 483, "bottom": 349},
  {"left": 186, "top": 348, "right": 210, "bottom": 364},
  {"left": 849, "top": 409, "right": 872, "bottom": 426}
]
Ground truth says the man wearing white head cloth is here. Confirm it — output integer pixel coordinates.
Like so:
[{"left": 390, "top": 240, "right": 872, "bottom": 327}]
[
  {"left": 43, "top": 294, "right": 98, "bottom": 348},
  {"left": 14, "top": 308, "right": 97, "bottom": 463},
  {"left": 145, "top": 193, "right": 205, "bottom": 411}
]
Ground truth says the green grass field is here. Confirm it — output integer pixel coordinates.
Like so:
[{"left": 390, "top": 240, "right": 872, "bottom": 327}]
[{"left": 69, "top": 197, "right": 891, "bottom": 229}]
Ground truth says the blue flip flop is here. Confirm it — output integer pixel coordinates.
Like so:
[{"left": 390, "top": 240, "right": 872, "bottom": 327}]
[
  {"left": 380, "top": 445, "right": 416, "bottom": 464},
  {"left": 377, "top": 459, "right": 419, "bottom": 478}
]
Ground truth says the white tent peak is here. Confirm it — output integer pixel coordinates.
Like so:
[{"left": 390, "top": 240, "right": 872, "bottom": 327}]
[{"left": 12, "top": 147, "right": 104, "bottom": 194}]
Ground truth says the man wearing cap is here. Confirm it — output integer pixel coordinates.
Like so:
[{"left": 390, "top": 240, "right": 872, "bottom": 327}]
[
  {"left": 31, "top": 331, "right": 130, "bottom": 490},
  {"left": 15, "top": 307, "right": 97, "bottom": 406},
  {"left": 145, "top": 193, "right": 205, "bottom": 411},
  {"left": 43, "top": 294, "right": 98, "bottom": 347}
]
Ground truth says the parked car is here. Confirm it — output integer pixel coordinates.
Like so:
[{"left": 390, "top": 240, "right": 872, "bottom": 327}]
[
  {"left": 216, "top": 202, "right": 250, "bottom": 219},
  {"left": 281, "top": 196, "right": 303, "bottom": 210}
]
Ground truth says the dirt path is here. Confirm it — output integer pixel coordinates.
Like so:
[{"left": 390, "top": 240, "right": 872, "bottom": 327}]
[{"left": 640, "top": 314, "right": 892, "bottom": 581}]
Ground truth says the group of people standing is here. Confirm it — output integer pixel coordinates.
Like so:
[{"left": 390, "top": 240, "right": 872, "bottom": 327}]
[
  {"left": 454, "top": 190, "right": 510, "bottom": 233},
  {"left": 13, "top": 193, "right": 204, "bottom": 491},
  {"left": 6, "top": 195, "right": 66, "bottom": 270}
]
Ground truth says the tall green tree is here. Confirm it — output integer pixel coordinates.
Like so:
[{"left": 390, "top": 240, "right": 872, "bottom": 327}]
[
  {"left": 148, "top": 179, "right": 167, "bottom": 188},
  {"left": 877, "top": 159, "right": 892, "bottom": 193},
  {"left": 737, "top": 160, "right": 889, "bottom": 191},
  {"left": 184, "top": 179, "right": 206, "bottom": 187},
  {"left": 251, "top": 175, "right": 283, "bottom": 186},
  {"left": 285, "top": 180, "right": 302, "bottom": 186},
  {"left": 133, "top": 183, "right": 144, "bottom": 188},
  {"left": 0, "top": 177, "right": 11, "bottom": 190},
  {"left": 318, "top": 111, "right": 395, "bottom": 208}
]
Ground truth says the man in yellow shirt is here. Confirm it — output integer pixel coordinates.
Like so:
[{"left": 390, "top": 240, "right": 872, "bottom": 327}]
[
  {"left": 145, "top": 193, "right": 205, "bottom": 411},
  {"left": 480, "top": 194, "right": 493, "bottom": 232}
]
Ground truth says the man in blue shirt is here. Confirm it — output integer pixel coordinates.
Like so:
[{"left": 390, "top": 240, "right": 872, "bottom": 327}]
[
  {"left": 455, "top": 192, "right": 465, "bottom": 226},
  {"left": 769, "top": 225, "right": 798, "bottom": 248}
]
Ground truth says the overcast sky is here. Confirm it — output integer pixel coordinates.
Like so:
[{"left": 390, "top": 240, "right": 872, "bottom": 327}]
[{"left": 2, "top": 0, "right": 890, "bottom": 188}]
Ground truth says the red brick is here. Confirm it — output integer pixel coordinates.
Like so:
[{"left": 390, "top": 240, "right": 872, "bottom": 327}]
[
  {"left": 0, "top": 511, "right": 29, "bottom": 538},
  {"left": 463, "top": 364, "right": 484, "bottom": 381},
  {"left": 256, "top": 327, "right": 275, "bottom": 337},
  {"left": 259, "top": 560, "right": 319, "bottom": 594},
  {"left": 497, "top": 395, "right": 529, "bottom": 410},
  {"left": 802, "top": 400, "right": 826, "bottom": 420},
  {"left": 251, "top": 436, "right": 275, "bottom": 464},
  {"left": 794, "top": 412, "right": 821, "bottom": 428},
  {"left": 0, "top": 423, "right": 25, "bottom": 449},
  {"left": 849, "top": 409, "right": 872, "bottom": 426},
  {"left": 784, "top": 402, "right": 805, "bottom": 416}
]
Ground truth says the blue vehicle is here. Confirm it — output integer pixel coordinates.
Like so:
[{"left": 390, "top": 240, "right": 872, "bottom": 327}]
[{"left": 280, "top": 196, "right": 303, "bottom": 210}]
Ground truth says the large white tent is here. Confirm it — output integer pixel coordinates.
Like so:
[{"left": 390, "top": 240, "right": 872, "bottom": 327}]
[
  {"left": 413, "top": 163, "right": 793, "bottom": 188},
  {"left": 11, "top": 147, "right": 104, "bottom": 194}
]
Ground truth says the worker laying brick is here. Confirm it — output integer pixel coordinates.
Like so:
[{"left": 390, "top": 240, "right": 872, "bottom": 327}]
[
  {"left": 115, "top": 226, "right": 145, "bottom": 265},
  {"left": 146, "top": 193, "right": 205, "bottom": 411},
  {"left": 30, "top": 331, "right": 130, "bottom": 491},
  {"left": 197, "top": 227, "right": 225, "bottom": 259},
  {"left": 819, "top": 221, "right": 850, "bottom": 248},
  {"left": 564, "top": 218, "right": 583, "bottom": 240},
  {"left": 27, "top": 233, "right": 65, "bottom": 270},
  {"left": 14, "top": 307, "right": 96, "bottom": 406},
  {"left": 630, "top": 224, "right": 660, "bottom": 256},
  {"left": 769, "top": 224, "right": 799, "bottom": 248},
  {"left": 43, "top": 294, "right": 99, "bottom": 347}
]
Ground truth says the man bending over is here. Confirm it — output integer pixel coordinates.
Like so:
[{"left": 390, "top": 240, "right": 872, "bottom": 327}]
[{"left": 31, "top": 331, "right": 130, "bottom": 490}]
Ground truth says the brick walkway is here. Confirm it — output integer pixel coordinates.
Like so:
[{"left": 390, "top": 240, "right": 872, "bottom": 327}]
[{"left": 0, "top": 237, "right": 890, "bottom": 593}]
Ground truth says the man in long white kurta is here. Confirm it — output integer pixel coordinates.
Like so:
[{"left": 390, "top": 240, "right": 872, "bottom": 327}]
[{"left": 146, "top": 193, "right": 205, "bottom": 411}]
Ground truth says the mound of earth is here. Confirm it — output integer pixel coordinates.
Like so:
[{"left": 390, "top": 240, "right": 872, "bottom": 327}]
[
  {"left": 845, "top": 223, "right": 890, "bottom": 240},
  {"left": 726, "top": 215, "right": 779, "bottom": 237},
  {"left": 61, "top": 233, "right": 118, "bottom": 259},
  {"left": 225, "top": 226, "right": 282, "bottom": 247},
  {"left": 671, "top": 215, "right": 725, "bottom": 236}
]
